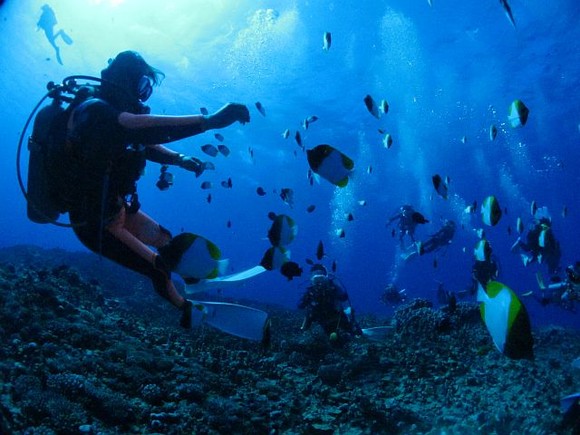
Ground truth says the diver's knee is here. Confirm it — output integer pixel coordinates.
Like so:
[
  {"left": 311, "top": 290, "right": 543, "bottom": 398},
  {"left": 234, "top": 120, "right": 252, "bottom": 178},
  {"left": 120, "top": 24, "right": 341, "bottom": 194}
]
[{"left": 157, "top": 224, "right": 173, "bottom": 246}]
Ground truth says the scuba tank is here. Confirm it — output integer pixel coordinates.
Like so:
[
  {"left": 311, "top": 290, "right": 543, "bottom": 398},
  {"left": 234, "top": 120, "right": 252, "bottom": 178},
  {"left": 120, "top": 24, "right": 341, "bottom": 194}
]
[
  {"left": 18, "top": 75, "right": 147, "bottom": 226},
  {"left": 17, "top": 76, "right": 102, "bottom": 226},
  {"left": 27, "top": 97, "right": 66, "bottom": 223}
]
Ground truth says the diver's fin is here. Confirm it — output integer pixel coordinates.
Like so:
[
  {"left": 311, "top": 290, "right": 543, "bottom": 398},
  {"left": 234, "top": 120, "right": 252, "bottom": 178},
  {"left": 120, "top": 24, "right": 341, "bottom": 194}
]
[
  {"left": 185, "top": 265, "right": 266, "bottom": 294},
  {"left": 190, "top": 300, "right": 269, "bottom": 341},
  {"left": 60, "top": 30, "right": 73, "bottom": 45},
  {"left": 401, "top": 249, "right": 418, "bottom": 262},
  {"left": 55, "top": 47, "right": 63, "bottom": 65},
  {"left": 536, "top": 271, "right": 545, "bottom": 290},
  {"left": 361, "top": 326, "right": 394, "bottom": 341}
]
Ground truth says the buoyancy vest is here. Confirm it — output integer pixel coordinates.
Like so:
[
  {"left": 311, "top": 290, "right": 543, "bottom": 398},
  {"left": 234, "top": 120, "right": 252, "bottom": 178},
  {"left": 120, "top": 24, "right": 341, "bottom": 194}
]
[{"left": 65, "top": 98, "right": 146, "bottom": 219}]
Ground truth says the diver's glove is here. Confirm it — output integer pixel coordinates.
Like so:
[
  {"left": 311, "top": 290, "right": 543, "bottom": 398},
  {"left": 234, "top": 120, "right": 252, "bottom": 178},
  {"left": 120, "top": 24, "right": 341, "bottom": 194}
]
[
  {"left": 203, "top": 103, "right": 250, "bottom": 130},
  {"left": 175, "top": 154, "right": 207, "bottom": 178}
]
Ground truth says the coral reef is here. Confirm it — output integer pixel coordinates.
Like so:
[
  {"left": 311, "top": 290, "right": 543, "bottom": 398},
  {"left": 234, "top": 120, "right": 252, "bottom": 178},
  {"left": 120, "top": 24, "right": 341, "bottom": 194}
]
[{"left": 0, "top": 245, "right": 579, "bottom": 434}]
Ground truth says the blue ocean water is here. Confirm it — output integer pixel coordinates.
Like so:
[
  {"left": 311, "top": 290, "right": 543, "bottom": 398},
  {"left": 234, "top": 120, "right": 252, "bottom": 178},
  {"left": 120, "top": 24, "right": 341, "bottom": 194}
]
[{"left": 1, "top": 0, "right": 578, "bottom": 329}]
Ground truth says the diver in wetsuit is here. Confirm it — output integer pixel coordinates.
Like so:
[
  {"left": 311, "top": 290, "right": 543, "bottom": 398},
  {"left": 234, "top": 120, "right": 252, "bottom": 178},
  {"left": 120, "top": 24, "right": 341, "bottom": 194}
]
[
  {"left": 62, "top": 51, "right": 250, "bottom": 328},
  {"left": 533, "top": 262, "right": 580, "bottom": 311},
  {"left": 37, "top": 4, "right": 73, "bottom": 65},
  {"left": 403, "top": 220, "right": 456, "bottom": 261},
  {"left": 298, "top": 265, "right": 362, "bottom": 345},
  {"left": 511, "top": 216, "right": 562, "bottom": 276},
  {"left": 386, "top": 205, "right": 429, "bottom": 249}
]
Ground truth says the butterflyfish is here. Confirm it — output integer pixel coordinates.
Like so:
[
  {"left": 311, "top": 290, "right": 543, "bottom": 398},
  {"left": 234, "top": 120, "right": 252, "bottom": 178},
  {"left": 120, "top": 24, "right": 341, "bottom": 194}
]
[
  {"left": 481, "top": 195, "right": 502, "bottom": 226},
  {"left": 477, "top": 281, "right": 534, "bottom": 359},
  {"left": 267, "top": 214, "right": 297, "bottom": 247},
  {"left": 307, "top": 144, "right": 354, "bottom": 188},
  {"left": 159, "top": 233, "right": 227, "bottom": 283},
  {"left": 508, "top": 99, "right": 529, "bottom": 128}
]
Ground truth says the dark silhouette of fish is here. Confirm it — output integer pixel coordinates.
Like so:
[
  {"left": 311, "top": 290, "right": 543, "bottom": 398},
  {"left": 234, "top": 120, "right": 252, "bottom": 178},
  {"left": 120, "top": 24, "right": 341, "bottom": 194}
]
[
  {"left": 256, "top": 187, "right": 267, "bottom": 196},
  {"left": 499, "top": 0, "right": 516, "bottom": 28},
  {"left": 37, "top": 4, "right": 73, "bottom": 65},
  {"left": 221, "top": 178, "right": 233, "bottom": 189},
  {"left": 281, "top": 261, "right": 302, "bottom": 280},
  {"left": 316, "top": 240, "right": 324, "bottom": 260},
  {"left": 255, "top": 101, "right": 266, "bottom": 117},
  {"left": 217, "top": 145, "right": 230, "bottom": 157},
  {"left": 295, "top": 131, "right": 303, "bottom": 149},
  {"left": 279, "top": 188, "right": 294, "bottom": 208},
  {"left": 363, "top": 94, "right": 380, "bottom": 119},
  {"left": 201, "top": 144, "right": 219, "bottom": 157}
]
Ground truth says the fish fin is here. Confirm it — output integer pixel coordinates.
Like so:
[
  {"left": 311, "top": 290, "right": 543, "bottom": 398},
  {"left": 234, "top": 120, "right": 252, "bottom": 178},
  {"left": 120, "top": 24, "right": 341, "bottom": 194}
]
[
  {"left": 217, "top": 259, "right": 229, "bottom": 276},
  {"left": 476, "top": 283, "right": 487, "bottom": 303},
  {"left": 341, "top": 154, "right": 355, "bottom": 170}
]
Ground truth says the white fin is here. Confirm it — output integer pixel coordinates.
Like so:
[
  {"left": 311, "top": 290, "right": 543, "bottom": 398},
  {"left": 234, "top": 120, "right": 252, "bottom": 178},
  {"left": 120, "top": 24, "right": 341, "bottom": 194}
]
[
  {"left": 535, "top": 272, "right": 545, "bottom": 290},
  {"left": 361, "top": 326, "right": 394, "bottom": 341}
]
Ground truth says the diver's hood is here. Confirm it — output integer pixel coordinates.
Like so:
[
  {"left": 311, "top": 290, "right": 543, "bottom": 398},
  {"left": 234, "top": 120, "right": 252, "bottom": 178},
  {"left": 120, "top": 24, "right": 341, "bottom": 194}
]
[{"left": 100, "top": 51, "right": 149, "bottom": 112}]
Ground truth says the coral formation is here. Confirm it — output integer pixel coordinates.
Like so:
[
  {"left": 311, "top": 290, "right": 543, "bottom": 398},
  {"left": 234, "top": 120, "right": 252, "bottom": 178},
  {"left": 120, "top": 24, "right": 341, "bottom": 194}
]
[{"left": 0, "top": 246, "right": 579, "bottom": 434}]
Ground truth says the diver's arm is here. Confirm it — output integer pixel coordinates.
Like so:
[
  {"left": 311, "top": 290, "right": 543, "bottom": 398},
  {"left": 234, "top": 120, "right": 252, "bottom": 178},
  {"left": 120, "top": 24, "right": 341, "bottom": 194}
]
[
  {"left": 145, "top": 144, "right": 181, "bottom": 164},
  {"left": 119, "top": 113, "right": 205, "bottom": 130},
  {"left": 386, "top": 213, "right": 400, "bottom": 226},
  {"left": 118, "top": 113, "right": 206, "bottom": 144},
  {"left": 118, "top": 103, "right": 250, "bottom": 145},
  {"left": 145, "top": 144, "right": 207, "bottom": 177}
]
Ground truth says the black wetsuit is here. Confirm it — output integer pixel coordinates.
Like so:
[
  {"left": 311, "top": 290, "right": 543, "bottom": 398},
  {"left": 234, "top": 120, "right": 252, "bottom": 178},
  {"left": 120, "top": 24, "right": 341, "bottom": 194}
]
[
  {"left": 65, "top": 98, "right": 201, "bottom": 300},
  {"left": 298, "top": 277, "right": 361, "bottom": 338},
  {"left": 421, "top": 221, "right": 456, "bottom": 254}
]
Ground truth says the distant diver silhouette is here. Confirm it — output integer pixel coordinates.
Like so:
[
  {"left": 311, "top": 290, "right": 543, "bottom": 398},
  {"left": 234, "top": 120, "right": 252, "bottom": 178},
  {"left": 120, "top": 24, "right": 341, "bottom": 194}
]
[{"left": 37, "top": 4, "right": 73, "bottom": 65}]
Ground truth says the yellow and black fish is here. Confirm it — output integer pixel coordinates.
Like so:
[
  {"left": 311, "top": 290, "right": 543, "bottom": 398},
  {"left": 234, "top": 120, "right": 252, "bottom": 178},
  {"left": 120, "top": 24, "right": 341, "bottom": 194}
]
[
  {"left": 307, "top": 144, "right": 354, "bottom": 188},
  {"left": 477, "top": 281, "right": 534, "bottom": 359},
  {"left": 267, "top": 214, "right": 297, "bottom": 247},
  {"left": 481, "top": 195, "right": 502, "bottom": 226},
  {"left": 508, "top": 99, "right": 529, "bottom": 128}
]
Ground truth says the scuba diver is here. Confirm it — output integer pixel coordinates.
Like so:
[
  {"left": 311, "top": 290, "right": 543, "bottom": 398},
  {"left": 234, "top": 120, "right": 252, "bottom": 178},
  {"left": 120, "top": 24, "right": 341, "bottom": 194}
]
[
  {"left": 532, "top": 262, "right": 580, "bottom": 311},
  {"left": 26, "top": 50, "right": 250, "bottom": 329},
  {"left": 511, "top": 209, "right": 561, "bottom": 276},
  {"left": 386, "top": 205, "right": 429, "bottom": 249},
  {"left": 379, "top": 283, "right": 407, "bottom": 307},
  {"left": 402, "top": 219, "right": 456, "bottom": 261},
  {"left": 298, "top": 265, "right": 362, "bottom": 346},
  {"left": 37, "top": 4, "right": 73, "bottom": 65}
]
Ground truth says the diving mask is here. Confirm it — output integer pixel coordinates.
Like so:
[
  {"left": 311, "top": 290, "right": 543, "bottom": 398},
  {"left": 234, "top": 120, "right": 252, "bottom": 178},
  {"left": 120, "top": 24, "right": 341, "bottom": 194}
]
[{"left": 137, "top": 75, "right": 153, "bottom": 102}]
